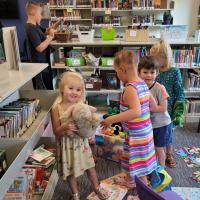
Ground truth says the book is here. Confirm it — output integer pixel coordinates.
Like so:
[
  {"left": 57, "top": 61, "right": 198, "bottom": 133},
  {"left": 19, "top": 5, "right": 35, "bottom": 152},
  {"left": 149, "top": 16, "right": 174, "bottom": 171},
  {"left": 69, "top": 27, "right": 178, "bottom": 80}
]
[
  {"left": 87, "top": 183, "right": 127, "bottom": 200},
  {"left": 32, "top": 156, "right": 56, "bottom": 168},
  {"left": 30, "top": 146, "right": 53, "bottom": 162},
  {"left": 100, "top": 172, "right": 129, "bottom": 190}
]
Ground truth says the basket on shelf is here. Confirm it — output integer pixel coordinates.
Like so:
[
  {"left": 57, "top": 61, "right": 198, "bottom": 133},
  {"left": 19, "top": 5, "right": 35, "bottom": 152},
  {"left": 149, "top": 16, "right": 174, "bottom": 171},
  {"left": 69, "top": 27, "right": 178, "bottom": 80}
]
[
  {"left": 65, "top": 57, "right": 85, "bottom": 67},
  {"left": 101, "top": 27, "right": 116, "bottom": 41},
  {"left": 77, "top": 29, "right": 95, "bottom": 43},
  {"left": 101, "top": 57, "right": 114, "bottom": 66},
  {"left": 54, "top": 31, "right": 72, "bottom": 42}
]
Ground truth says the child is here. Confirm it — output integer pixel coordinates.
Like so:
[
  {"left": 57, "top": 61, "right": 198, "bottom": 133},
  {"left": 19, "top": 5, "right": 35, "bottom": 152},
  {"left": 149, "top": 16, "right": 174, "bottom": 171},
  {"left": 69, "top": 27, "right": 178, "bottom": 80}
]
[
  {"left": 101, "top": 50, "right": 157, "bottom": 186},
  {"left": 150, "top": 40, "right": 185, "bottom": 168},
  {"left": 25, "top": 2, "right": 61, "bottom": 89},
  {"left": 138, "top": 56, "right": 172, "bottom": 167},
  {"left": 51, "top": 71, "right": 109, "bottom": 200}
]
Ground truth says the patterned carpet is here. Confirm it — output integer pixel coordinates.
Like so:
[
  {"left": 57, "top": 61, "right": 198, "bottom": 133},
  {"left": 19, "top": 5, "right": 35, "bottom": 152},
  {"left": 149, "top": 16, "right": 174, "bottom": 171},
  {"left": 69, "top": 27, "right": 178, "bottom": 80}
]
[{"left": 52, "top": 123, "right": 200, "bottom": 200}]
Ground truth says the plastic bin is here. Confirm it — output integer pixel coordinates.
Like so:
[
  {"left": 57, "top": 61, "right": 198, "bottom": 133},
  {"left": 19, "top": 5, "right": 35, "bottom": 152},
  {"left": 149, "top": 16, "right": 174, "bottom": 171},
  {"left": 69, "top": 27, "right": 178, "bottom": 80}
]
[
  {"left": 66, "top": 57, "right": 85, "bottom": 67},
  {"left": 101, "top": 57, "right": 114, "bottom": 66},
  {"left": 101, "top": 28, "right": 116, "bottom": 41},
  {"left": 77, "top": 29, "right": 95, "bottom": 43}
]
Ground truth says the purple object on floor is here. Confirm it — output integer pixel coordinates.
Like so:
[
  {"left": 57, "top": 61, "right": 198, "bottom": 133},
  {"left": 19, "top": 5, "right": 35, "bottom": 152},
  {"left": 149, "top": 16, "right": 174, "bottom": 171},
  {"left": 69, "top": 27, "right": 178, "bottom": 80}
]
[{"left": 135, "top": 176, "right": 184, "bottom": 200}]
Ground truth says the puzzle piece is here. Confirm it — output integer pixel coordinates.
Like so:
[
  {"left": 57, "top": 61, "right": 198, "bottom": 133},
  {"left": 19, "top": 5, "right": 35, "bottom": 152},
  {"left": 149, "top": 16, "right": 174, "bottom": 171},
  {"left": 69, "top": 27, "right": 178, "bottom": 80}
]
[{"left": 175, "top": 148, "right": 188, "bottom": 158}]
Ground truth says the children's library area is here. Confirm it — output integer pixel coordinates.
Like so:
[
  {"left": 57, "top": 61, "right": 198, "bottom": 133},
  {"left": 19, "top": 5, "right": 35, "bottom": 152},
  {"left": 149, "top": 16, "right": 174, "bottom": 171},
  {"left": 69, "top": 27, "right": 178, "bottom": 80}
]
[{"left": 1, "top": 0, "right": 200, "bottom": 200}]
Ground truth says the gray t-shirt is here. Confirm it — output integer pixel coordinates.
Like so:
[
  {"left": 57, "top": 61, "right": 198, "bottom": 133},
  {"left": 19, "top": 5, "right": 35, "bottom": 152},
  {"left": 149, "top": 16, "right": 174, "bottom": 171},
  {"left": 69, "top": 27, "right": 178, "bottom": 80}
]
[{"left": 150, "top": 82, "right": 171, "bottom": 128}]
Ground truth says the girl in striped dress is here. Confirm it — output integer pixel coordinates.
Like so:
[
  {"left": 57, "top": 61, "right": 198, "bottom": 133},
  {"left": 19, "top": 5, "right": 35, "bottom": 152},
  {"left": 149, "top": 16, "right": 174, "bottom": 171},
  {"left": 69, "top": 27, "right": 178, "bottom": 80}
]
[{"left": 101, "top": 50, "right": 157, "bottom": 185}]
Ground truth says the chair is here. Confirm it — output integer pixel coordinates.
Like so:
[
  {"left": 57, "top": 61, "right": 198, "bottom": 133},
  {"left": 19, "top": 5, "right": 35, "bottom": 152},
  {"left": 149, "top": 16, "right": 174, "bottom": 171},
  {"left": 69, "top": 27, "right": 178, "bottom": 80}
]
[{"left": 135, "top": 176, "right": 183, "bottom": 200}]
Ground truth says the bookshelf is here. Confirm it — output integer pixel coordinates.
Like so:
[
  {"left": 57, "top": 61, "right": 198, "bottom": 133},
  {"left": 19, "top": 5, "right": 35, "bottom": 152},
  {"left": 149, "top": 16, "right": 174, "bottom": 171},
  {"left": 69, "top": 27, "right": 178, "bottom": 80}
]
[
  {"left": 48, "top": 0, "right": 92, "bottom": 27},
  {"left": 50, "top": 38, "right": 200, "bottom": 123},
  {"left": 0, "top": 63, "right": 59, "bottom": 199},
  {"left": 46, "top": 0, "right": 174, "bottom": 38}
]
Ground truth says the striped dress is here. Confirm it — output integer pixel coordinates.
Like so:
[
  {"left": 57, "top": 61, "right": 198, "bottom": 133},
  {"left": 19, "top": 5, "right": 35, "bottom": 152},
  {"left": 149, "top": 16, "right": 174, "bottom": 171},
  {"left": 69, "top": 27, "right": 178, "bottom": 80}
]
[{"left": 120, "top": 81, "right": 157, "bottom": 178}]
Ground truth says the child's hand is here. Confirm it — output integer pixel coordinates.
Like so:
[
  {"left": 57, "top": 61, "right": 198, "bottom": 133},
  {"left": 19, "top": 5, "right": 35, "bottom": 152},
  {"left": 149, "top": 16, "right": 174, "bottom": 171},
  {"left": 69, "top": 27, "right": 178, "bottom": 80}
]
[
  {"left": 49, "top": 28, "right": 56, "bottom": 38},
  {"left": 100, "top": 117, "right": 112, "bottom": 127},
  {"left": 63, "top": 121, "right": 77, "bottom": 136}
]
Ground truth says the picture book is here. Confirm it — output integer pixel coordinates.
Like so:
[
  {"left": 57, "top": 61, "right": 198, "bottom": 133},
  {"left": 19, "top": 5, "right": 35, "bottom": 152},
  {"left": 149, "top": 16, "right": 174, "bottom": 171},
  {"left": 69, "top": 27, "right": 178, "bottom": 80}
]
[
  {"left": 29, "top": 146, "right": 53, "bottom": 162},
  {"left": 32, "top": 156, "right": 56, "bottom": 168},
  {"left": 87, "top": 183, "right": 127, "bottom": 200},
  {"left": 100, "top": 172, "right": 129, "bottom": 190}
]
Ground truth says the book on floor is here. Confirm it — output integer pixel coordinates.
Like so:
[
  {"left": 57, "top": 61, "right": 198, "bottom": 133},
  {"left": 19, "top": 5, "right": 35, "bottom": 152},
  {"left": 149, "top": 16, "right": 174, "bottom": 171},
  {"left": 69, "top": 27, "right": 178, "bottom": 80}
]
[
  {"left": 87, "top": 183, "right": 127, "bottom": 200},
  {"left": 100, "top": 172, "right": 129, "bottom": 190}
]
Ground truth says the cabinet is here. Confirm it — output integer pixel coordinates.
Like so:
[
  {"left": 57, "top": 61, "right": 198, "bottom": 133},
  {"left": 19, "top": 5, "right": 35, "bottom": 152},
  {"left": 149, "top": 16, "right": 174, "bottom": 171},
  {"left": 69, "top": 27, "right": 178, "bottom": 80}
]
[
  {"left": 50, "top": 38, "right": 200, "bottom": 123},
  {"left": 0, "top": 63, "right": 58, "bottom": 200}
]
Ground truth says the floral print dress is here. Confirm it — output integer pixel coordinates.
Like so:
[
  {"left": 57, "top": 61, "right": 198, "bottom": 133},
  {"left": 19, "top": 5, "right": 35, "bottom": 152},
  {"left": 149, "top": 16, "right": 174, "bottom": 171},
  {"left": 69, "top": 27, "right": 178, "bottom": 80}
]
[{"left": 56, "top": 104, "right": 95, "bottom": 180}]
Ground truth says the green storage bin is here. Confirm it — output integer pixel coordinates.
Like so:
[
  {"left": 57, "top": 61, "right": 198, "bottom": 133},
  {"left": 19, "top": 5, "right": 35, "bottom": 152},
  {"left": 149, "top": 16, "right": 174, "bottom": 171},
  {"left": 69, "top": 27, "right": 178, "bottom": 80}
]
[
  {"left": 101, "top": 57, "right": 114, "bottom": 66},
  {"left": 66, "top": 57, "right": 85, "bottom": 67},
  {"left": 101, "top": 28, "right": 116, "bottom": 41}
]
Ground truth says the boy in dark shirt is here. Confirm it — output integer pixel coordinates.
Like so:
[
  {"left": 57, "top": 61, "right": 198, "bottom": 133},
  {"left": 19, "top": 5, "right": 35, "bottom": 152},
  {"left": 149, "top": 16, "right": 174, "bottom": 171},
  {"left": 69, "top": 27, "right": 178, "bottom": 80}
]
[{"left": 25, "top": 2, "right": 61, "bottom": 89}]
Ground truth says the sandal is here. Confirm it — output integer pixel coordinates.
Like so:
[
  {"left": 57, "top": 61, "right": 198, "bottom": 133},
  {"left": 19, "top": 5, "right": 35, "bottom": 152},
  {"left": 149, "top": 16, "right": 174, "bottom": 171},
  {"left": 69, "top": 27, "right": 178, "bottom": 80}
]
[
  {"left": 166, "top": 153, "right": 177, "bottom": 168},
  {"left": 71, "top": 193, "right": 80, "bottom": 200},
  {"left": 95, "top": 186, "right": 110, "bottom": 200}
]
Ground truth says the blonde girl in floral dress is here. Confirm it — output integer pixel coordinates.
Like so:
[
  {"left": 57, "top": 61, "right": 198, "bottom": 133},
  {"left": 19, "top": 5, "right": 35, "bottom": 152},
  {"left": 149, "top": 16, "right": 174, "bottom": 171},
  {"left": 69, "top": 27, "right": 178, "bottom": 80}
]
[{"left": 51, "top": 71, "right": 109, "bottom": 200}]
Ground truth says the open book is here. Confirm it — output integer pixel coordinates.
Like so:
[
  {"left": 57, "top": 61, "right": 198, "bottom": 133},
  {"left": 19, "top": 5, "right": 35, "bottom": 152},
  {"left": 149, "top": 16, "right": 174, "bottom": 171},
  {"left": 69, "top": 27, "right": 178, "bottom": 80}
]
[
  {"left": 29, "top": 146, "right": 53, "bottom": 162},
  {"left": 87, "top": 172, "right": 128, "bottom": 200}
]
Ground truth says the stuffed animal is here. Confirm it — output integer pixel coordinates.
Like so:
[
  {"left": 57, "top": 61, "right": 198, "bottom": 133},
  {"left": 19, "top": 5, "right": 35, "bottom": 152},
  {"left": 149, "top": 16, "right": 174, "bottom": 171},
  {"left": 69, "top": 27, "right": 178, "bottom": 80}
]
[
  {"left": 61, "top": 102, "right": 100, "bottom": 138},
  {"left": 172, "top": 100, "right": 186, "bottom": 127}
]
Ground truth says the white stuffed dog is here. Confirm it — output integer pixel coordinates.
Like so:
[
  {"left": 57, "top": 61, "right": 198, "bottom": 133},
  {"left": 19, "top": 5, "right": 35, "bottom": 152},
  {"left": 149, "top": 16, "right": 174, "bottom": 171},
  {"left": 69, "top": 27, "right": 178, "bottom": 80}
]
[{"left": 61, "top": 102, "right": 100, "bottom": 138}]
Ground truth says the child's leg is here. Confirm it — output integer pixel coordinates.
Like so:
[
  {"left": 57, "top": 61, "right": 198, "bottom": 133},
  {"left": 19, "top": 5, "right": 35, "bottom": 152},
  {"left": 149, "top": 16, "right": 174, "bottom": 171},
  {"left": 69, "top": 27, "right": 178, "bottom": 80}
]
[
  {"left": 67, "top": 175, "right": 79, "bottom": 195},
  {"left": 155, "top": 147, "right": 166, "bottom": 167},
  {"left": 86, "top": 167, "right": 99, "bottom": 189},
  {"left": 86, "top": 167, "right": 109, "bottom": 199},
  {"left": 166, "top": 144, "right": 176, "bottom": 167},
  {"left": 165, "top": 124, "right": 176, "bottom": 167}
]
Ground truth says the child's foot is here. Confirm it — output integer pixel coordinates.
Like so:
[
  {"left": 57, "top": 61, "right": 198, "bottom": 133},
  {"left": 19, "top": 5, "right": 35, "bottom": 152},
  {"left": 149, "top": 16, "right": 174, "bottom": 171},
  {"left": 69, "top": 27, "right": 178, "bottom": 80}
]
[
  {"left": 126, "top": 195, "right": 140, "bottom": 200},
  {"left": 114, "top": 176, "right": 136, "bottom": 189},
  {"left": 94, "top": 186, "right": 110, "bottom": 200},
  {"left": 166, "top": 153, "right": 177, "bottom": 168},
  {"left": 71, "top": 193, "right": 80, "bottom": 200}
]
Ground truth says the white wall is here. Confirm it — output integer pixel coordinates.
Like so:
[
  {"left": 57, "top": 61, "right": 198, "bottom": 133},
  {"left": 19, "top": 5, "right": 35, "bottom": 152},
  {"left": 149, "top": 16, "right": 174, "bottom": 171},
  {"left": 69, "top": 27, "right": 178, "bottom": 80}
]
[{"left": 171, "top": 0, "right": 200, "bottom": 36}]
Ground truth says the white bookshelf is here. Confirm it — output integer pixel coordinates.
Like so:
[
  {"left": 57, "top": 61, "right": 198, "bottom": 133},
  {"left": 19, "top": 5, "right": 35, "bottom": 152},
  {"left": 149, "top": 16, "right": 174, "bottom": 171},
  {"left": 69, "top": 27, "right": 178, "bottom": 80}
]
[
  {"left": 0, "top": 63, "right": 59, "bottom": 200},
  {"left": 0, "top": 63, "right": 47, "bottom": 103}
]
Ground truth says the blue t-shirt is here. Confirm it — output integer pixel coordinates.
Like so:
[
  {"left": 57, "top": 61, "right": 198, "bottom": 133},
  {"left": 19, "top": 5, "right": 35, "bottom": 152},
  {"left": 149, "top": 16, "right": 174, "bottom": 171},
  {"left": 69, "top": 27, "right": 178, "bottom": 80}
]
[{"left": 25, "top": 23, "right": 49, "bottom": 63}]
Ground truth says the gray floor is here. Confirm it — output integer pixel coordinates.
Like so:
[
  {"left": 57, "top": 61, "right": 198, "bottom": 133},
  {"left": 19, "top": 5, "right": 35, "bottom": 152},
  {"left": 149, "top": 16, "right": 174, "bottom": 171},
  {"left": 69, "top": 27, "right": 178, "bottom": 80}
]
[{"left": 52, "top": 123, "right": 200, "bottom": 200}]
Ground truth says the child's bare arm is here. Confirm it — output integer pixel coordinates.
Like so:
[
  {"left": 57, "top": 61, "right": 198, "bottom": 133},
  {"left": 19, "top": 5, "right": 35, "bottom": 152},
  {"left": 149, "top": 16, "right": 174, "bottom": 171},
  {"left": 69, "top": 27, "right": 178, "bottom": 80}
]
[
  {"left": 149, "top": 94, "right": 167, "bottom": 112},
  {"left": 51, "top": 105, "right": 77, "bottom": 136},
  {"left": 101, "top": 86, "right": 141, "bottom": 126},
  {"left": 35, "top": 29, "right": 56, "bottom": 53}
]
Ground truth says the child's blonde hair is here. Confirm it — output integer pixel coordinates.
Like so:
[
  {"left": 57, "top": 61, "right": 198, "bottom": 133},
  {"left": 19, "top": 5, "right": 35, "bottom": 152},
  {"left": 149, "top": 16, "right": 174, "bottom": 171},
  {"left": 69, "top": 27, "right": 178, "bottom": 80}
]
[
  {"left": 150, "top": 40, "right": 173, "bottom": 68},
  {"left": 114, "top": 50, "right": 137, "bottom": 71},
  {"left": 25, "top": 2, "right": 41, "bottom": 16},
  {"left": 56, "top": 71, "right": 85, "bottom": 105}
]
